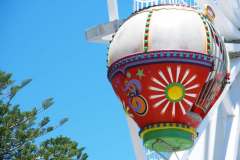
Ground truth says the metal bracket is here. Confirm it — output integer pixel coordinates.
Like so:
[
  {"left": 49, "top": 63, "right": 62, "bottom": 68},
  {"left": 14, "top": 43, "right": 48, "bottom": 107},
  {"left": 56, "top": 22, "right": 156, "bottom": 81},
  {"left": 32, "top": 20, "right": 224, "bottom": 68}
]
[{"left": 85, "top": 20, "right": 124, "bottom": 43}]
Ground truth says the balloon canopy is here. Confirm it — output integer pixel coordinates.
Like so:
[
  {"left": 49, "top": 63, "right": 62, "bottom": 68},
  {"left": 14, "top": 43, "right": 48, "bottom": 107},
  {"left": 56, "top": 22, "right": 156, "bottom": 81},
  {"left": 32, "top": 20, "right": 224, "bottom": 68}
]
[{"left": 107, "top": 4, "right": 229, "bottom": 152}]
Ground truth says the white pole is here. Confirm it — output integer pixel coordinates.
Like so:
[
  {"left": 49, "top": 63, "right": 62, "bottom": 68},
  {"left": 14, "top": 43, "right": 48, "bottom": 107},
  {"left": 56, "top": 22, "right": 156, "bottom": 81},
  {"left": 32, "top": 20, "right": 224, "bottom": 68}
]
[
  {"left": 225, "top": 103, "right": 240, "bottom": 160},
  {"left": 107, "top": 0, "right": 119, "bottom": 21},
  {"left": 126, "top": 117, "right": 147, "bottom": 160}
]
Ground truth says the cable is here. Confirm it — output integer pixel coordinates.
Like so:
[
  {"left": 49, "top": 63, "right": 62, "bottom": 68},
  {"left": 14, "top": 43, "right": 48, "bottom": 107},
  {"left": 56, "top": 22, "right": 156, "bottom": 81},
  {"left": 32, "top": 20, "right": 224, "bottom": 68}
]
[
  {"left": 157, "top": 152, "right": 169, "bottom": 160},
  {"left": 174, "top": 152, "right": 180, "bottom": 160},
  {"left": 149, "top": 138, "right": 181, "bottom": 160}
]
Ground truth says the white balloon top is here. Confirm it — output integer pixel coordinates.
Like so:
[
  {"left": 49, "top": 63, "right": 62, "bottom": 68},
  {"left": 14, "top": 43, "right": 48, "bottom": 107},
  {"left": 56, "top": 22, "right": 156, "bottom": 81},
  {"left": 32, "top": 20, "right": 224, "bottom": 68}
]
[{"left": 108, "top": 5, "right": 216, "bottom": 66}]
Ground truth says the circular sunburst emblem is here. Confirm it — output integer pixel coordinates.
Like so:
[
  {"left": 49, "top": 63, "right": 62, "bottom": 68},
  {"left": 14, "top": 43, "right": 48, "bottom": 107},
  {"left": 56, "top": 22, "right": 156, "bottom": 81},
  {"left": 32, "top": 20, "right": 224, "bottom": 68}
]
[
  {"left": 149, "top": 66, "right": 199, "bottom": 117},
  {"left": 165, "top": 83, "right": 185, "bottom": 102}
]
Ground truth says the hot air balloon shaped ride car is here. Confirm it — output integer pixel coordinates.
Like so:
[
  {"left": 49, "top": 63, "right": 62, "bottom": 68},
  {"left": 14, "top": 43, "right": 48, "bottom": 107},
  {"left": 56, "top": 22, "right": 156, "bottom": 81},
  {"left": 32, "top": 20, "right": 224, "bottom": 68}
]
[{"left": 107, "top": 4, "right": 230, "bottom": 152}]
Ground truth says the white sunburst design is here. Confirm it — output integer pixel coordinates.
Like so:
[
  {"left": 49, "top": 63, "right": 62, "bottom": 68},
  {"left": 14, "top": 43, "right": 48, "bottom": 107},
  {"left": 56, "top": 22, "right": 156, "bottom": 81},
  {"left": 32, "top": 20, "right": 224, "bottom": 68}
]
[{"left": 148, "top": 66, "right": 199, "bottom": 117}]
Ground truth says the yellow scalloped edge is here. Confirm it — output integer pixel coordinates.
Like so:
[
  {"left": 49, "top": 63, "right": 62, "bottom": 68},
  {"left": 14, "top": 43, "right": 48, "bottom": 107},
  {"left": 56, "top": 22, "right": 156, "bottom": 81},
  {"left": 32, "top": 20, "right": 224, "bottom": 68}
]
[{"left": 140, "top": 123, "right": 197, "bottom": 138}]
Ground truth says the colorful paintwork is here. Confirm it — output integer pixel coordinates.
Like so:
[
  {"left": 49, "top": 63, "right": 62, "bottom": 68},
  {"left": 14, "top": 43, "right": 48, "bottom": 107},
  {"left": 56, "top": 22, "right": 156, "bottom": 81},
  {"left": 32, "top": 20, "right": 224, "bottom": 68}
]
[
  {"left": 149, "top": 66, "right": 199, "bottom": 117},
  {"left": 144, "top": 11, "right": 153, "bottom": 52},
  {"left": 124, "top": 79, "right": 148, "bottom": 116},
  {"left": 107, "top": 5, "right": 229, "bottom": 152},
  {"left": 109, "top": 50, "right": 212, "bottom": 129}
]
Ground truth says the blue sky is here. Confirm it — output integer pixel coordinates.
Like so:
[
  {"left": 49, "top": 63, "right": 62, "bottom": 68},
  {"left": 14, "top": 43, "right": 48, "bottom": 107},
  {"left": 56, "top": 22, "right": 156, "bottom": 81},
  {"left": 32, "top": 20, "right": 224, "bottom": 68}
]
[{"left": 0, "top": 0, "right": 135, "bottom": 159}]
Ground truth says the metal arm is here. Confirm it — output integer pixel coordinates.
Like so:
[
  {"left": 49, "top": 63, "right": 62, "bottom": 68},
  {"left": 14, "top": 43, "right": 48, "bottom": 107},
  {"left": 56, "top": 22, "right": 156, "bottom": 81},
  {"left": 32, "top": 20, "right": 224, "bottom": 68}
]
[{"left": 107, "top": 0, "right": 119, "bottom": 21}]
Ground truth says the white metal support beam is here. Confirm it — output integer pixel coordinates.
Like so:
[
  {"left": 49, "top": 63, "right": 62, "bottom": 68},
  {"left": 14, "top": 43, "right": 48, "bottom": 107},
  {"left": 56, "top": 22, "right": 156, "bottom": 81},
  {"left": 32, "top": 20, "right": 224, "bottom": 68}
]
[
  {"left": 127, "top": 117, "right": 147, "bottom": 160},
  {"left": 225, "top": 103, "right": 240, "bottom": 160},
  {"left": 197, "top": 0, "right": 240, "bottom": 40},
  {"left": 85, "top": 0, "right": 121, "bottom": 43},
  {"left": 107, "top": 0, "right": 119, "bottom": 21}
]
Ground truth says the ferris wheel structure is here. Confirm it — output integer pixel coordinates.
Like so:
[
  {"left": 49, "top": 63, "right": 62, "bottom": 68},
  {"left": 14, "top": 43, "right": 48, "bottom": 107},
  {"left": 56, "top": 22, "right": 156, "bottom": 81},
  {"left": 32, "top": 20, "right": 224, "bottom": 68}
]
[{"left": 85, "top": 0, "right": 240, "bottom": 159}]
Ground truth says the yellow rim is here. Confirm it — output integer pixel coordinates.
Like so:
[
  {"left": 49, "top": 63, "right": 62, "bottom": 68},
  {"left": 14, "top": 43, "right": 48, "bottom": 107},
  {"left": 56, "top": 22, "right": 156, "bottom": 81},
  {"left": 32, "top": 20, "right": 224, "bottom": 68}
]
[{"left": 140, "top": 123, "right": 197, "bottom": 138}]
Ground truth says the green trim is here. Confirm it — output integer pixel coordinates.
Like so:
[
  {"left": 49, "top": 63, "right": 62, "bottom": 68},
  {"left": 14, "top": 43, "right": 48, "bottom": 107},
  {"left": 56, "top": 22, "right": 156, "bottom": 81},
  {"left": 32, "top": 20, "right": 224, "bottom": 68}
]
[
  {"left": 143, "top": 128, "right": 194, "bottom": 152},
  {"left": 139, "top": 123, "right": 197, "bottom": 138},
  {"left": 143, "top": 10, "right": 153, "bottom": 53},
  {"left": 165, "top": 83, "right": 186, "bottom": 102},
  {"left": 144, "top": 47, "right": 148, "bottom": 52},
  {"left": 199, "top": 14, "right": 213, "bottom": 55}
]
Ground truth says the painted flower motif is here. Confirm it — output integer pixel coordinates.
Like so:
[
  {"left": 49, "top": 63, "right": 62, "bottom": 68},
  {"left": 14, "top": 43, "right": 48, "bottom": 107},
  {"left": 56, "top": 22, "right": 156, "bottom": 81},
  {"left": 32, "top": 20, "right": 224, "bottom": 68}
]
[{"left": 149, "top": 66, "right": 199, "bottom": 117}]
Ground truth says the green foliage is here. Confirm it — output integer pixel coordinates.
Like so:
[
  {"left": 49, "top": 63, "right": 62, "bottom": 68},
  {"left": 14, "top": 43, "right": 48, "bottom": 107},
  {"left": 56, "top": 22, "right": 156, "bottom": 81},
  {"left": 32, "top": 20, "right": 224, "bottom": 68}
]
[
  {"left": 39, "top": 136, "right": 88, "bottom": 160},
  {"left": 0, "top": 71, "right": 88, "bottom": 160},
  {"left": 42, "top": 98, "right": 54, "bottom": 110}
]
